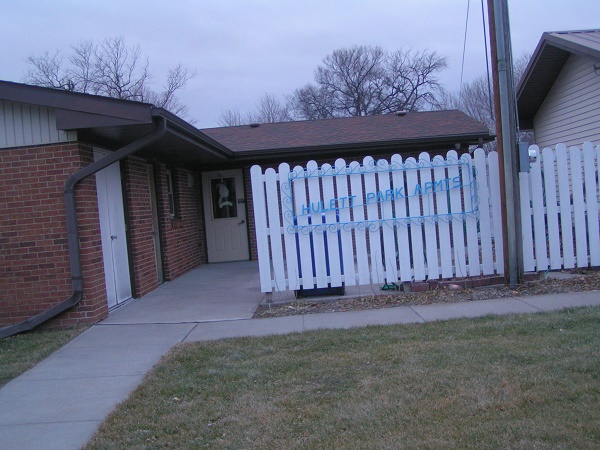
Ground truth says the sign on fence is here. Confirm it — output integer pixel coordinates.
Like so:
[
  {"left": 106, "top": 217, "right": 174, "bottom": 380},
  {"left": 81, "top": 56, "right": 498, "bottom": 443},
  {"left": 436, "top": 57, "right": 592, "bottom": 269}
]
[{"left": 251, "top": 149, "right": 504, "bottom": 293}]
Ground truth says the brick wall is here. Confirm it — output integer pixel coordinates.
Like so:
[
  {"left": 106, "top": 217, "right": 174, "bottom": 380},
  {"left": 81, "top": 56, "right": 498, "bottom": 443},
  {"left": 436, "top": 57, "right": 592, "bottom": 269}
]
[
  {"left": 1, "top": 143, "right": 108, "bottom": 328},
  {"left": 242, "top": 166, "right": 257, "bottom": 261},
  {"left": 1, "top": 142, "right": 217, "bottom": 330},
  {"left": 122, "top": 157, "right": 159, "bottom": 297},
  {"left": 155, "top": 164, "right": 205, "bottom": 280}
]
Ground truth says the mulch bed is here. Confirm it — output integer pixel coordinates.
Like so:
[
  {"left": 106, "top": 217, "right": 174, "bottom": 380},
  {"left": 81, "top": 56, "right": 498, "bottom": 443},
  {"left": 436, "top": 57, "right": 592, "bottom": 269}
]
[{"left": 253, "top": 267, "right": 600, "bottom": 318}]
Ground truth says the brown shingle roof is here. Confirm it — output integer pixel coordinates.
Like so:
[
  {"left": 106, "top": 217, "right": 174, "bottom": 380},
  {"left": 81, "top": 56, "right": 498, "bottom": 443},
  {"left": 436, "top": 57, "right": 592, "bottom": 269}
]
[{"left": 201, "top": 110, "right": 492, "bottom": 157}]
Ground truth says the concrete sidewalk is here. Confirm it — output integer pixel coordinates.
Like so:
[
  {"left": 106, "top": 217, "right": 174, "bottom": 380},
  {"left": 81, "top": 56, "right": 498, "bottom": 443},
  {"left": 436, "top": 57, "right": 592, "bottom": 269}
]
[{"left": 1, "top": 291, "right": 599, "bottom": 450}]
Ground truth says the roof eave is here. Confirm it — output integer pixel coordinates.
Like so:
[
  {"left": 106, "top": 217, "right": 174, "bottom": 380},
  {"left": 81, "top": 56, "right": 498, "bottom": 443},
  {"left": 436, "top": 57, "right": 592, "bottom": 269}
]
[
  {"left": 517, "top": 30, "right": 600, "bottom": 128},
  {"left": 517, "top": 40, "right": 570, "bottom": 128},
  {"left": 151, "top": 108, "right": 234, "bottom": 159},
  {"left": 0, "top": 80, "right": 153, "bottom": 123},
  {"left": 544, "top": 31, "right": 600, "bottom": 61},
  {"left": 0, "top": 81, "right": 234, "bottom": 162},
  {"left": 231, "top": 132, "right": 494, "bottom": 161}
]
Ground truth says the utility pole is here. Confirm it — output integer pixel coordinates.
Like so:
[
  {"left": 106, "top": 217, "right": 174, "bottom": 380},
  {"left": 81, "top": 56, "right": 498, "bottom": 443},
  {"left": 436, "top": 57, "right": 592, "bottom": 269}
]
[{"left": 487, "top": 0, "right": 523, "bottom": 287}]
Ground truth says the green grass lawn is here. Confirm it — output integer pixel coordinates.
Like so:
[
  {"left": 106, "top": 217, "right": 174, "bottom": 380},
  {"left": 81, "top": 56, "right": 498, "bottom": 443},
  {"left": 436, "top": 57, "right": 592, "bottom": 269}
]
[
  {"left": 0, "top": 326, "right": 87, "bottom": 387},
  {"left": 87, "top": 307, "right": 600, "bottom": 449}
]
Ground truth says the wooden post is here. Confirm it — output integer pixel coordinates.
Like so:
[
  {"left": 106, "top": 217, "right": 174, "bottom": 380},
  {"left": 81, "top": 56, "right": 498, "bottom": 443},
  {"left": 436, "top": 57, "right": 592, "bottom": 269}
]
[{"left": 487, "top": 0, "right": 523, "bottom": 287}]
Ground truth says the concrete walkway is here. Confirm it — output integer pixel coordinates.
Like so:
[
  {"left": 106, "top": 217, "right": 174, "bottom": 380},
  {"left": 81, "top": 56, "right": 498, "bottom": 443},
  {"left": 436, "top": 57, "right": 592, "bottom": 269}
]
[
  {"left": 101, "top": 261, "right": 265, "bottom": 324},
  {"left": 0, "top": 277, "right": 598, "bottom": 449}
]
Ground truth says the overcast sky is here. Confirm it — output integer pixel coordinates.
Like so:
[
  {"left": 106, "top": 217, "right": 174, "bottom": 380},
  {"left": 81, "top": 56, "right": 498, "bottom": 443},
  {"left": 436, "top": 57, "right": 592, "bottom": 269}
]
[{"left": 1, "top": 0, "right": 598, "bottom": 128}]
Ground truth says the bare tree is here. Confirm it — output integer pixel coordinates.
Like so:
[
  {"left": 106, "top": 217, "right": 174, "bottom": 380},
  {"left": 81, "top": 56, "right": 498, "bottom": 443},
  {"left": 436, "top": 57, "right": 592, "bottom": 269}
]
[
  {"left": 142, "top": 64, "right": 194, "bottom": 118},
  {"left": 69, "top": 40, "right": 95, "bottom": 93},
  {"left": 247, "top": 93, "right": 291, "bottom": 124},
  {"left": 386, "top": 49, "right": 448, "bottom": 111},
  {"left": 24, "top": 37, "right": 195, "bottom": 118},
  {"left": 218, "top": 108, "right": 245, "bottom": 127},
  {"left": 311, "top": 46, "right": 387, "bottom": 117},
  {"left": 91, "top": 38, "right": 149, "bottom": 100},
  {"left": 24, "top": 50, "right": 73, "bottom": 91},
  {"left": 513, "top": 52, "right": 532, "bottom": 87},
  {"left": 219, "top": 93, "right": 291, "bottom": 126},
  {"left": 290, "top": 84, "right": 334, "bottom": 120},
  {"left": 441, "top": 76, "right": 495, "bottom": 132},
  {"left": 290, "top": 45, "right": 447, "bottom": 119},
  {"left": 215, "top": 45, "right": 446, "bottom": 126},
  {"left": 438, "top": 51, "right": 534, "bottom": 149}
]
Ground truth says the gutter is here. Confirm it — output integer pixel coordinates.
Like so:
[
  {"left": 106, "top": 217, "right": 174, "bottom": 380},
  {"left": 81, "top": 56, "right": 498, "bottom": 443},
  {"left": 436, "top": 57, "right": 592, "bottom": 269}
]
[{"left": 0, "top": 116, "right": 166, "bottom": 339}]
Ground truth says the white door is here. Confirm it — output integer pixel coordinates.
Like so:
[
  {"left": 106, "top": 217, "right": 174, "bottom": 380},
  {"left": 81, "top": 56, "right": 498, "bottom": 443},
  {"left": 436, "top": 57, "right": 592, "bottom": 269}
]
[
  {"left": 202, "top": 169, "right": 249, "bottom": 262},
  {"left": 94, "top": 150, "right": 132, "bottom": 308}
]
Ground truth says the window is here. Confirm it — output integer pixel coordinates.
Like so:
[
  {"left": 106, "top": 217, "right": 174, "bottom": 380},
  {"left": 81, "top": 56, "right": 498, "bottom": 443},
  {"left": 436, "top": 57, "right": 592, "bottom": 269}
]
[
  {"left": 211, "top": 177, "right": 237, "bottom": 219},
  {"left": 165, "top": 169, "right": 176, "bottom": 218}
]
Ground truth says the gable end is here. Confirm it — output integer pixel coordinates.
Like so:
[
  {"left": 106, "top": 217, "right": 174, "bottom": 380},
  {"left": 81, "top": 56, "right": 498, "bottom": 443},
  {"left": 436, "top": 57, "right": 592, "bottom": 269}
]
[{"left": 1, "top": 101, "right": 76, "bottom": 149}]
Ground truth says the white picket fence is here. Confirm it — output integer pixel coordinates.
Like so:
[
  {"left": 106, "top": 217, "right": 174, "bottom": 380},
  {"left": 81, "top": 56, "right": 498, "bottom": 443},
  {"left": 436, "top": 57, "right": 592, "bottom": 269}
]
[
  {"left": 251, "top": 149, "right": 504, "bottom": 293},
  {"left": 520, "top": 142, "right": 600, "bottom": 271}
]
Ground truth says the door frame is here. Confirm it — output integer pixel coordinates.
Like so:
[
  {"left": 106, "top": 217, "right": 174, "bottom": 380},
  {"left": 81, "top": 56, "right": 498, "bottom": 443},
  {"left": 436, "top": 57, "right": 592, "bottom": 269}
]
[
  {"left": 201, "top": 168, "right": 250, "bottom": 263},
  {"left": 94, "top": 149, "right": 133, "bottom": 309},
  {"left": 149, "top": 166, "right": 164, "bottom": 284}
]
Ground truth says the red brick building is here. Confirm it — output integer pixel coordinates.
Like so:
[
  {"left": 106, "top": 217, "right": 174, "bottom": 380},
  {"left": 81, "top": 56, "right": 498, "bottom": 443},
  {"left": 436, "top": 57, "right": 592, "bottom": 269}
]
[{"left": 0, "top": 81, "right": 492, "bottom": 336}]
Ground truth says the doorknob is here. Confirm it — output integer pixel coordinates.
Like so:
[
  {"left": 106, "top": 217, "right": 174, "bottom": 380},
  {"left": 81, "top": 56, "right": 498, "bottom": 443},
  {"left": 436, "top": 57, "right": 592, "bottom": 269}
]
[
  {"left": 111, "top": 235, "right": 117, "bottom": 240},
  {"left": 238, "top": 220, "right": 245, "bottom": 225}
]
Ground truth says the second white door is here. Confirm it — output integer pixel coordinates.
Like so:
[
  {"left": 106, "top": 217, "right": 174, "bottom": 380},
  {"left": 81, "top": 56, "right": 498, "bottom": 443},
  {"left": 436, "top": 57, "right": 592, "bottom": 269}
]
[{"left": 94, "top": 150, "right": 132, "bottom": 308}]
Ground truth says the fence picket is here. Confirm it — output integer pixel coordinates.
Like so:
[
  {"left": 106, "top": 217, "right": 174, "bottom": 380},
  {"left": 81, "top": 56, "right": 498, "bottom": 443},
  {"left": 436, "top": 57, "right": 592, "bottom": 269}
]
[
  {"left": 278, "top": 163, "right": 300, "bottom": 290},
  {"left": 419, "top": 152, "right": 440, "bottom": 280},
  {"left": 321, "top": 163, "right": 343, "bottom": 287},
  {"left": 473, "top": 149, "right": 494, "bottom": 274},
  {"left": 487, "top": 152, "right": 504, "bottom": 274},
  {"left": 447, "top": 150, "right": 467, "bottom": 278},
  {"left": 335, "top": 158, "right": 356, "bottom": 286},
  {"left": 583, "top": 143, "right": 600, "bottom": 265},
  {"left": 292, "top": 165, "right": 315, "bottom": 289},
  {"left": 596, "top": 143, "right": 600, "bottom": 265},
  {"left": 405, "top": 157, "right": 426, "bottom": 281},
  {"left": 556, "top": 144, "right": 575, "bottom": 268},
  {"left": 462, "top": 153, "right": 481, "bottom": 276},
  {"left": 377, "top": 158, "right": 399, "bottom": 283},
  {"left": 541, "top": 147, "right": 562, "bottom": 270},
  {"left": 520, "top": 170, "right": 535, "bottom": 272},
  {"left": 530, "top": 150, "right": 548, "bottom": 270},
  {"left": 265, "top": 168, "right": 286, "bottom": 290},
  {"left": 306, "top": 160, "right": 328, "bottom": 288},
  {"left": 391, "top": 154, "right": 412, "bottom": 282},
  {"left": 433, "top": 155, "right": 453, "bottom": 278},
  {"left": 250, "top": 165, "right": 272, "bottom": 292},
  {"left": 569, "top": 147, "right": 588, "bottom": 267},
  {"left": 349, "top": 160, "right": 370, "bottom": 284},
  {"left": 363, "top": 156, "right": 385, "bottom": 283}
]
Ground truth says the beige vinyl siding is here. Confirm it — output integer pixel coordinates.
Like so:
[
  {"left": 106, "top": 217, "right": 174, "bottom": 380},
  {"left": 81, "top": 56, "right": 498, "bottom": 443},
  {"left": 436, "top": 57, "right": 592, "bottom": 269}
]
[
  {"left": 533, "top": 54, "right": 600, "bottom": 149},
  {"left": 0, "top": 101, "right": 76, "bottom": 149}
]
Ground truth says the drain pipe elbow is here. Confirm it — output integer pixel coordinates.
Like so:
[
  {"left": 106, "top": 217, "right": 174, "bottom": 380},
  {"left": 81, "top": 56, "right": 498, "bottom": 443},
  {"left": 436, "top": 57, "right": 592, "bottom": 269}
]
[{"left": 0, "top": 117, "right": 167, "bottom": 339}]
